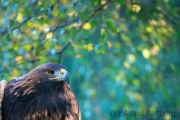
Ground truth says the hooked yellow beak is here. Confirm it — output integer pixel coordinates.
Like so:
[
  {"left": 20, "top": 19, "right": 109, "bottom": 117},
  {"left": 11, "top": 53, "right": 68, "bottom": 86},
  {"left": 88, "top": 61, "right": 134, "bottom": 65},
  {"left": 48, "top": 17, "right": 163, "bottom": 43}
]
[{"left": 50, "top": 69, "right": 69, "bottom": 83}]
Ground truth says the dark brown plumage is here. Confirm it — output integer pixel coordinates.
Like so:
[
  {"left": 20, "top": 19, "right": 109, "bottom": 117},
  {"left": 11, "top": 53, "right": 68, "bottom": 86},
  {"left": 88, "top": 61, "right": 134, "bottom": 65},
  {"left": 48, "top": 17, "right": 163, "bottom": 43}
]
[{"left": 0, "top": 63, "right": 81, "bottom": 120}]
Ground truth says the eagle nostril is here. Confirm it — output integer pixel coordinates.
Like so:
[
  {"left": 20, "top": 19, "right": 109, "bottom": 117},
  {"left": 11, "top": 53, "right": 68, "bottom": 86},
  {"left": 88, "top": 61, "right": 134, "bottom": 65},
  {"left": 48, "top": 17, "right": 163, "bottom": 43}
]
[{"left": 60, "top": 69, "right": 65, "bottom": 75}]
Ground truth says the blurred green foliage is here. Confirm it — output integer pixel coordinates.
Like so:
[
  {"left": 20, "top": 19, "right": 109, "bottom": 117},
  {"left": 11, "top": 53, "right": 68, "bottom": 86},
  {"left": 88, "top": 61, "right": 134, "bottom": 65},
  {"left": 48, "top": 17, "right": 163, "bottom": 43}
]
[{"left": 0, "top": 0, "right": 180, "bottom": 119}]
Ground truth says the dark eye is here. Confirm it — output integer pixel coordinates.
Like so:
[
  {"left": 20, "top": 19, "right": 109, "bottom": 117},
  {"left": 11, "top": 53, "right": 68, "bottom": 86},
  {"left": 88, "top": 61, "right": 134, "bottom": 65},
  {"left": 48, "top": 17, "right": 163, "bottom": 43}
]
[{"left": 47, "top": 70, "right": 54, "bottom": 75}]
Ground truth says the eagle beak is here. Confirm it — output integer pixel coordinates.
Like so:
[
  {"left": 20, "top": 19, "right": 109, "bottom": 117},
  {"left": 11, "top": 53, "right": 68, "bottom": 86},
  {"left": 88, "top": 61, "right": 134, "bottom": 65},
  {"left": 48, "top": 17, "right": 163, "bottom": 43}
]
[
  {"left": 49, "top": 69, "right": 69, "bottom": 83},
  {"left": 59, "top": 69, "right": 69, "bottom": 83}
]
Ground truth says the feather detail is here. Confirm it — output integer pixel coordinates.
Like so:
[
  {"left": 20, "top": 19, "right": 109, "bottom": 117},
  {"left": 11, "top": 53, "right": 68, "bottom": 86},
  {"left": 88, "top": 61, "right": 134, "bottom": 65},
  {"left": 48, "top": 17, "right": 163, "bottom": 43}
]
[
  {"left": 2, "top": 63, "right": 81, "bottom": 120},
  {"left": 0, "top": 80, "right": 8, "bottom": 120}
]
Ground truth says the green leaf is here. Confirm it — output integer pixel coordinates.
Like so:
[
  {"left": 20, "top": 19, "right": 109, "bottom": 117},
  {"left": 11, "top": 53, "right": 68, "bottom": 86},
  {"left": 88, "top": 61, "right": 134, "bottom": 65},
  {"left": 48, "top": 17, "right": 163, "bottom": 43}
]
[
  {"left": 69, "top": 27, "right": 77, "bottom": 37},
  {"left": 80, "top": 13, "right": 89, "bottom": 21},
  {"left": 105, "top": 20, "right": 119, "bottom": 33}
]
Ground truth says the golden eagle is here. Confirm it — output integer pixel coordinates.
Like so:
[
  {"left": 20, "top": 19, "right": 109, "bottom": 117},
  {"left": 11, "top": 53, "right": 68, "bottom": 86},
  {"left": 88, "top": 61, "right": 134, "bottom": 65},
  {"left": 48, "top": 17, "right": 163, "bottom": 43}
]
[{"left": 0, "top": 63, "right": 81, "bottom": 120}]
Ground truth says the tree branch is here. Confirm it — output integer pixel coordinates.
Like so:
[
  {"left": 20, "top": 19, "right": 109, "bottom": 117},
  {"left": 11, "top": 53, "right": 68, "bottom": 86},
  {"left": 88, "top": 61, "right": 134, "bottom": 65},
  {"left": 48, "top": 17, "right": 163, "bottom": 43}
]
[
  {"left": 56, "top": 0, "right": 112, "bottom": 57},
  {"left": 39, "top": 16, "right": 80, "bottom": 41},
  {"left": 0, "top": 16, "right": 33, "bottom": 36}
]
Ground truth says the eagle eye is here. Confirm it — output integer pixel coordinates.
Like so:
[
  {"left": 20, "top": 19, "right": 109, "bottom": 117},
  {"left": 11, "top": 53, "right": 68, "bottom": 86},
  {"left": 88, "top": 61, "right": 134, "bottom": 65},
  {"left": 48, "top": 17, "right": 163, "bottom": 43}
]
[{"left": 47, "top": 70, "right": 54, "bottom": 75}]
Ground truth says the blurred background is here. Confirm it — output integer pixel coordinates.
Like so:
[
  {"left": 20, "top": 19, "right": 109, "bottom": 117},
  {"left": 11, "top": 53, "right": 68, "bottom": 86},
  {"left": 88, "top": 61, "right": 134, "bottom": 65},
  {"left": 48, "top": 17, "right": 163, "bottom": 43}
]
[{"left": 0, "top": 0, "right": 180, "bottom": 119}]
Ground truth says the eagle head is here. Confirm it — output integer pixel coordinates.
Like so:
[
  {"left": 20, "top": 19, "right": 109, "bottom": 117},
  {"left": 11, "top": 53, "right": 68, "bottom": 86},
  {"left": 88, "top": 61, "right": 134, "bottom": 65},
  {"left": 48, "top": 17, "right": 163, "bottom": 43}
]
[{"left": 34, "top": 63, "right": 69, "bottom": 83}]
